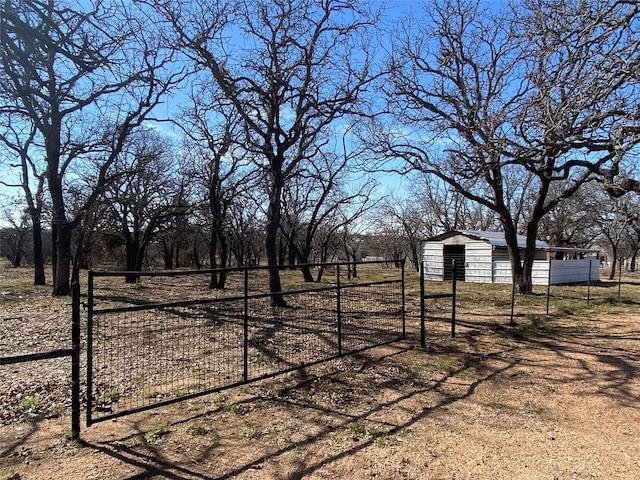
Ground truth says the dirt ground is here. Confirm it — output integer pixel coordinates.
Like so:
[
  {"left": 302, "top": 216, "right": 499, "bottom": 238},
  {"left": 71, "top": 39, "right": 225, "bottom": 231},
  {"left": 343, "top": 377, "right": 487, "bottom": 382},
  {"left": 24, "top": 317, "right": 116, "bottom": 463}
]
[{"left": 1, "top": 265, "right": 639, "bottom": 479}]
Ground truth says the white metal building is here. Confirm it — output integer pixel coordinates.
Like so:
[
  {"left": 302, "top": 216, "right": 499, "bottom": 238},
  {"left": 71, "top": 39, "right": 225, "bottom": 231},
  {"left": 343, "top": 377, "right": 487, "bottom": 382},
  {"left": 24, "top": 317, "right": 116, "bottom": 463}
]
[{"left": 421, "top": 230, "right": 600, "bottom": 285}]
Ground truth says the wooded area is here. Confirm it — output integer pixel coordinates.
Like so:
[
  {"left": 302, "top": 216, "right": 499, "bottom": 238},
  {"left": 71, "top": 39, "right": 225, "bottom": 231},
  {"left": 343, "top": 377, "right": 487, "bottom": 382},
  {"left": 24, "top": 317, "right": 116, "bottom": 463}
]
[{"left": 2, "top": 0, "right": 640, "bottom": 296}]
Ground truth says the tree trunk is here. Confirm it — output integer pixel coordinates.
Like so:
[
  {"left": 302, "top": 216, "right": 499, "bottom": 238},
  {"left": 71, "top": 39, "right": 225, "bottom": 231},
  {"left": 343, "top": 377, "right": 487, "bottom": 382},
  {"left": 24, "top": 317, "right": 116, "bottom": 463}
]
[
  {"left": 162, "top": 238, "right": 174, "bottom": 269},
  {"left": 10, "top": 244, "right": 22, "bottom": 267},
  {"left": 316, "top": 243, "right": 329, "bottom": 282},
  {"left": 288, "top": 245, "right": 296, "bottom": 266},
  {"left": 351, "top": 253, "right": 358, "bottom": 279},
  {"left": 125, "top": 239, "right": 141, "bottom": 284},
  {"left": 48, "top": 114, "right": 73, "bottom": 295},
  {"left": 266, "top": 174, "right": 286, "bottom": 307},
  {"left": 193, "top": 240, "right": 202, "bottom": 270},
  {"left": 520, "top": 261, "right": 533, "bottom": 294},
  {"left": 608, "top": 246, "right": 618, "bottom": 281},
  {"left": 53, "top": 221, "right": 72, "bottom": 295},
  {"left": 209, "top": 224, "right": 220, "bottom": 289},
  {"left": 209, "top": 224, "right": 229, "bottom": 289},
  {"left": 216, "top": 233, "right": 228, "bottom": 289},
  {"left": 77, "top": 233, "right": 92, "bottom": 270},
  {"left": 300, "top": 264, "right": 314, "bottom": 282},
  {"left": 30, "top": 213, "right": 46, "bottom": 285},
  {"left": 50, "top": 203, "right": 73, "bottom": 295},
  {"left": 411, "top": 243, "right": 420, "bottom": 272},
  {"left": 278, "top": 237, "right": 287, "bottom": 265},
  {"left": 519, "top": 222, "right": 542, "bottom": 295},
  {"left": 502, "top": 224, "right": 528, "bottom": 294},
  {"left": 293, "top": 244, "right": 314, "bottom": 283},
  {"left": 51, "top": 223, "right": 57, "bottom": 283}
]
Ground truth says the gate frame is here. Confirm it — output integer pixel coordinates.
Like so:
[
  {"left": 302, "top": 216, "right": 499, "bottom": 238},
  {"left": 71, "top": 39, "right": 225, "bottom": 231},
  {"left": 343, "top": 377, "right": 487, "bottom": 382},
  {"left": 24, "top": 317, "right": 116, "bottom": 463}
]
[
  {"left": 86, "top": 260, "right": 406, "bottom": 427},
  {"left": 420, "top": 259, "right": 457, "bottom": 347}
]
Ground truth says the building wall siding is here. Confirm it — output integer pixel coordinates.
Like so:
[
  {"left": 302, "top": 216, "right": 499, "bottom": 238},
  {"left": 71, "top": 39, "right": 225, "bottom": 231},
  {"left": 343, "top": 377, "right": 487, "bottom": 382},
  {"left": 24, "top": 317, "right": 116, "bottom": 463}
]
[
  {"left": 465, "top": 241, "right": 493, "bottom": 283},
  {"left": 421, "top": 241, "right": 444, "bottom": 280},
  {"left": 493, "top": 259, "right": 599, "bottom": 285},
  {"left": 422, "top": 233, "right": 598, "bottom": 285},
  {"left": 549, "top": 259, "right": 599, "bottom": 285},
  {"left": 492, "top": 260, "right": 549, "bottom": 284}
]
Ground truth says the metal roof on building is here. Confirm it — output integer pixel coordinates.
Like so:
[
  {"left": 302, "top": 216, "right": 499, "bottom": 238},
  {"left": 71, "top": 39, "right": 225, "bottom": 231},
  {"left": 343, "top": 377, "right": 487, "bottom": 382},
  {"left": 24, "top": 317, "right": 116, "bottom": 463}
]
[
  {"left": 426, "top": 230, "right": 548, "bottom": 249},
  {"left": 459, "top": 230, "right": 548, "bottom": 249},
  {"left": 425, "top": 230, "right": 599, "bottom": 253}
]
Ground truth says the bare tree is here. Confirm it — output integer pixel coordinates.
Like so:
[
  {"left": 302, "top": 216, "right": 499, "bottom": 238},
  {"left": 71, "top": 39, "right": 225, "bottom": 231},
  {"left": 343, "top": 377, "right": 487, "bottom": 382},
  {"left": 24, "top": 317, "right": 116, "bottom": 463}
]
[
  {"left": 405, "top": 172, "right": 499, "bottom": 235},
  {"left": 280, "top": 149, "right": 378, "bottom": 282},
  {"left": 177, "top": 87, "right": 259, "bottom": 288},
  {"left": 1, "top": 199, "right": 30, "bottom": 267},
  {"left": 375, "top": 193, "right": 431, "bottom": 272},
  {"left": 311, "top": 222, "right": 343, "bottom": 281},
  {"left": 98, "top": 129, "right": 188, "bottom": 283},
  {"left": 377, "top": 0, "right": 640, "bottom": 293},
  {"left": 0, "top": 0, "right": 180, "bottom": 294},
  {"left": 0, "top": 123, "right": 47, "bottom": 283},
  {"left": 156, "top": 0, "right": 380, "bottom": 305},
  {"left": 589, "top": 192, "right": 636, "bottom": 280},
  {"left": 340, "top": 222, "right": 368, "bottom": 279},
  {"left": 227, "top": 200, "right": 265, "bottom": 268},
  {"left": 538, "top": 181, "right": 601, "bottom": 251}
]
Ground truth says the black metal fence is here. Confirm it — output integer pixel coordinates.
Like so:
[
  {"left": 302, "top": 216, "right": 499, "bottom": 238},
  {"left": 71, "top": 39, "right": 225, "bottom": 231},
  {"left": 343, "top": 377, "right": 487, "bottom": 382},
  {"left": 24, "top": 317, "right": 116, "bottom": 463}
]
[
  {"left": 87, "top": 261, "right": 405, "bottom": 425},
  {"left": 0, "top": 283, "right": 81, "bottom": 441},
  {"left": 420, "top": 259, "right": 629, "bottom": 345}
]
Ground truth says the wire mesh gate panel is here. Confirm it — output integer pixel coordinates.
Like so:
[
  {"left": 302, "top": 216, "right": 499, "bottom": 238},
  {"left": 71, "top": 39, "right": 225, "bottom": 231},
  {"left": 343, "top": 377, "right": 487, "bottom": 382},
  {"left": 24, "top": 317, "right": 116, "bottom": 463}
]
[{"left": 86, "top": 262, "right": 405, "bottom": 425}]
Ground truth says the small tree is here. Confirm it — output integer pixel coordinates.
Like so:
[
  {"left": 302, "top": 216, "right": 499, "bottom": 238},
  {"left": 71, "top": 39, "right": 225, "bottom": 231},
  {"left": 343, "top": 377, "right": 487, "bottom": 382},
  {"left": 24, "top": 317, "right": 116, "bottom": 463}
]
[
  {"left": 176, "top": 90, "right": 259, "bottom": 288},
  {"left": 280, "top": 150, "right": 378, "bottom": 282},
  {"left": 1, "top": 202, "right": 30, "bottom": 267},
  {"left": 98, "top": 130, "right": 188, "bottom": 283},
  {"left": 589, "top": 191, "right": 637, "bottom": 280},
  {"left": 0, "top": 124, "right": 48, "bottom": 283},
  {"left": 227, "top": 201, "right": 265, "bottom": 267}
]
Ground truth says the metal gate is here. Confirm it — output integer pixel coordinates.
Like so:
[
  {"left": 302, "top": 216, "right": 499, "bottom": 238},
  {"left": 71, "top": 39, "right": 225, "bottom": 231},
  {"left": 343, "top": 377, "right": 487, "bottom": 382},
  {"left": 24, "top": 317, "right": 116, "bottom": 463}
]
[{"left": 86, "top": 261, "right": 405, "bottom": 426}]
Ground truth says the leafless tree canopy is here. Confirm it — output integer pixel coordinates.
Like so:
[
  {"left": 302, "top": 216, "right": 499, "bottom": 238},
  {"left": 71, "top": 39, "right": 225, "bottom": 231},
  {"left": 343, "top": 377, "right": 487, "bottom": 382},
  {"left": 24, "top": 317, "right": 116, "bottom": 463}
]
[
  {"left": 376, "top": 0, "right": 640, "bottom": 291},
  {"left": 154, "top": 0, "right": 381, "bottom": 304},
  {"left": 0, "top": 0, "right": 181, "bottom": 293},
  {"left": 4, "top": 0, "right": 640, "bottom": 291}
]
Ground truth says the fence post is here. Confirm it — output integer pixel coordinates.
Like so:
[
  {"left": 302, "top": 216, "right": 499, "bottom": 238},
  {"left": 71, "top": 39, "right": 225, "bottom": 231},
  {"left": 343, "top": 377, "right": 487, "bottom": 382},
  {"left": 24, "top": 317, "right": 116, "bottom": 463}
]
[
  {"left": 618, "top": 257, "right": 623, "bottom": 299},
  {"left": 71, "top": 282, "right": 81, "bottom": 441},
  {"left": 546, "top": 257, "right": 552, "bottom": 315},
  {"left": 243, "top": 268, "right": 249, "bottom": 382},
  {"left": 510, "top": 275, "right": 516, "bottom": 326},
  {"left": 451, "top": 259, "right": 456, "bottom": 338},
  {"left": 336, "top": 264, "right": 342, "bottom": 356},
  {"left": 587, "top": 259, "right": 592, "bottom": 307},
  {"left": 420, "top": 261, "right": 425, "bottom": 348},
  {"left": 401, "top": 259, "right": 406, "bottom": 340},
  {"left": 86, "top": 271, "right": 94, "bottom": 427}
]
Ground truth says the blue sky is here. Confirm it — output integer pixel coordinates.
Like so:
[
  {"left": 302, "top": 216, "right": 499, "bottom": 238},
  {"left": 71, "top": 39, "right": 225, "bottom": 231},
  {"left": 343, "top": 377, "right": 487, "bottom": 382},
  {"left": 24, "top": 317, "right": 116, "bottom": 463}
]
[{"left": 0, "top": 0, "right": 424, "bottom": 225}]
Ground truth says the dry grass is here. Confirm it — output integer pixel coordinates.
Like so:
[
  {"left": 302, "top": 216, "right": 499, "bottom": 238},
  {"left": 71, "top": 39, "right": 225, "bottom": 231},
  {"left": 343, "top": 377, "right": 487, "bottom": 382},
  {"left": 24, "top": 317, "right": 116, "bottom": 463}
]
[{"left": 1, "top": 262, "right": 640, "bottom": 479}]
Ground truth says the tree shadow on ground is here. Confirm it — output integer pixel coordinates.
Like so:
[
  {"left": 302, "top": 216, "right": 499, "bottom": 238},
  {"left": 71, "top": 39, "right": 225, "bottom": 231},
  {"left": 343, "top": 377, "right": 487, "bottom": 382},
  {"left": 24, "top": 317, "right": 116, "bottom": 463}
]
[
  {"left": 4, "top": 313, "right": 638, "bottom": 480},
  {"left": 83, "top": 342, "right": 522, "bottom": 479}
]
